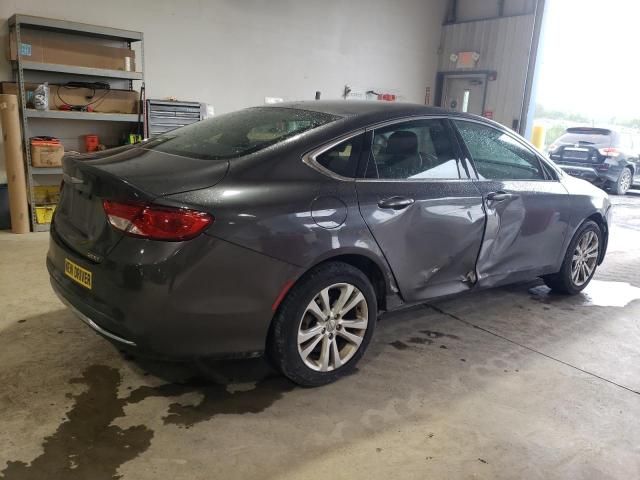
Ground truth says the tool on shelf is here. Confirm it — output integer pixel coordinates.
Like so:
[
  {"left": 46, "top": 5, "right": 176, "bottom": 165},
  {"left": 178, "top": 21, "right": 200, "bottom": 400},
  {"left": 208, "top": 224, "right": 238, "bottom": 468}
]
[
  {"left": 55, "top": 81, "right": 111, "bottom": 111},
  {"left": 84, "top": 134, "right": 99, "bottom": 152}
]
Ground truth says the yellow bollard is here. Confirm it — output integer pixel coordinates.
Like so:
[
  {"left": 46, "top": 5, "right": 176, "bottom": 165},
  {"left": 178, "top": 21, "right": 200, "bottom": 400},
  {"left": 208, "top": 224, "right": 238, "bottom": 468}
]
[{"left": 531, "top": 124, "right": 546, "bottom": 150}]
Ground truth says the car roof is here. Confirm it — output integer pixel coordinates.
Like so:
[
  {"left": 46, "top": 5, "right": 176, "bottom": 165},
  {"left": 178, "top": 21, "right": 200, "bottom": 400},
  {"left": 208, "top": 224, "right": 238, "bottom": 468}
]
[
  {"left": 269, "top": 100, "right": 444, "bottom": 117},
  {"left": 265, "top": 100, "right": 490, "bottom": 129}
]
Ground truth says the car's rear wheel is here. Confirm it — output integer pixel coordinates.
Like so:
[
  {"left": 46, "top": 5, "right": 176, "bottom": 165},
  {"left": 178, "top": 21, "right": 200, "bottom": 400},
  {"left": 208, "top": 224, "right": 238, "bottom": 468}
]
[
  {"left": 267, "top": 262, "right": 377, "bottom": 387},
  {"left": 543, "top": 220, "right": 601, "bottom": 294},
  {"left": 611, "top": 167, "right": 632, "bottom": 195}
]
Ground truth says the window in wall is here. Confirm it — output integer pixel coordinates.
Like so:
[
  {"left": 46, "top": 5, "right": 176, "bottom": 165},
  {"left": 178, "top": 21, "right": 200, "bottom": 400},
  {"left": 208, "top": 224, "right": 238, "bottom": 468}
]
[
  {"left": 462, "top": 90, "right": 470, "bottom": 113},
  {"left": 619, "top": 133, "right": 633, "bottom": 151}
]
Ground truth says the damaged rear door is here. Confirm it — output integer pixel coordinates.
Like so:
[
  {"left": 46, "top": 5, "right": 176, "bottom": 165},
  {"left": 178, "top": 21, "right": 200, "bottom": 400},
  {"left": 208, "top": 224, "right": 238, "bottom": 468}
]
[{"left": 356, "top": 117, "right": 485, "bottom": 302}]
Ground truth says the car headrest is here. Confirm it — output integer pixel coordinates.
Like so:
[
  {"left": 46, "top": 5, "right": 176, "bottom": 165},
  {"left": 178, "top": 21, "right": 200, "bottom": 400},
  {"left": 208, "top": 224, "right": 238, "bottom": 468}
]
[{"left": 385, "top": 131, "right": 418, "bottom": 155}]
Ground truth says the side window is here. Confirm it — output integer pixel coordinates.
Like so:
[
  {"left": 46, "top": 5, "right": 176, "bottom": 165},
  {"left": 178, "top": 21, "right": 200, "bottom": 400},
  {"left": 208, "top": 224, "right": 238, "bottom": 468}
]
[
  {"left": 454, "top": 120, "right": 545, "bottom": 180},
  {"left": 315, "top": 134, "right": 364, "bottom": 178},
  {"left": 365, "top": 119, "right": 461, "bottom": 180}
]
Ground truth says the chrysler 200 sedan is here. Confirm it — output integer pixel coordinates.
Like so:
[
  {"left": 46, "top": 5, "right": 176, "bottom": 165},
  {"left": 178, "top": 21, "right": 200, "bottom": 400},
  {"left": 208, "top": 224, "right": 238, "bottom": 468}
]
[{"left": 48, "top": 101, "right": 611, "bottom": 386}]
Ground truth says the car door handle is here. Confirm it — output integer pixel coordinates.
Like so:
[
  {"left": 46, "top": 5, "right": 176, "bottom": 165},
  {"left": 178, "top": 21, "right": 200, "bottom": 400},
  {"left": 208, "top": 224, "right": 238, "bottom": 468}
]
[
  {"left": 378, "top": 196, "right": 415, "bottom": 210},
  {"left": 486, "top": 191, "right": 516, "bottom": 202}
]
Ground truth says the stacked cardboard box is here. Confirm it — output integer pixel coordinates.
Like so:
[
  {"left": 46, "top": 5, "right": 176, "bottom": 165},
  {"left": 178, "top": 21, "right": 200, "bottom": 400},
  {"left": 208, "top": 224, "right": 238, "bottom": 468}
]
[{"left": 8, "top": 30, "right": 136, "bottom": 71}]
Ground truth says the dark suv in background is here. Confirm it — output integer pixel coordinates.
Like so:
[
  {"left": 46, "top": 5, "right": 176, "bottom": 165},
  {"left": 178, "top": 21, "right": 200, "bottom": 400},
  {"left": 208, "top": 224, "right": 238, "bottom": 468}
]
[{"left": 549, "top": 127, "right": 640, "bottom": 194}]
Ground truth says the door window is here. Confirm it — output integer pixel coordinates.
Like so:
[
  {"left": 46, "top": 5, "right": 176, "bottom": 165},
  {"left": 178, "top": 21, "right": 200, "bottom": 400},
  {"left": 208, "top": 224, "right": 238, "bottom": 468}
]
[
  {"left": 365, "top": 119, "right": 462, "bottom": 180},
  {"left": 314, "top": 134, "right": 364, "bottom": 178},
  {"left": 454, "top": 120, "right": 545, "bottom": 180}
]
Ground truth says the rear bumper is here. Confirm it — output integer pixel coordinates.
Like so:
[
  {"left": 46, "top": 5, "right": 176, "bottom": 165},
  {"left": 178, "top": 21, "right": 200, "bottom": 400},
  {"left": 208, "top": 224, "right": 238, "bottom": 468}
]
[
  {"left": 51, "top": 278, "right": 137, "bottom": 347},
  {"left": 47, "top": 226, "right": 303, "bottom": 359},
  {"left": 558, "top": 163, "right": 618, "bottom": 186}
]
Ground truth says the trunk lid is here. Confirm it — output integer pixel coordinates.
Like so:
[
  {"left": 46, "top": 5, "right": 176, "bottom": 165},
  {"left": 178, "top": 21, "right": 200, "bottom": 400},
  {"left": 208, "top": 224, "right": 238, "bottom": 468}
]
[{"left": 53, "top": 147, "right": 229, "bottom": 261}]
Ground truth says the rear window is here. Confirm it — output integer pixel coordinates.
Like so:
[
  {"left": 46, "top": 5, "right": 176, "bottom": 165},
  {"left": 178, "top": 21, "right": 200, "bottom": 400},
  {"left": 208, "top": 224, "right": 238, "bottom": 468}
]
[
  {"left": 145, "top": 107, "right": 339, "bottom": 160},
  {"left": 556, "top": 129, "right": 613, "bottom": 146}
]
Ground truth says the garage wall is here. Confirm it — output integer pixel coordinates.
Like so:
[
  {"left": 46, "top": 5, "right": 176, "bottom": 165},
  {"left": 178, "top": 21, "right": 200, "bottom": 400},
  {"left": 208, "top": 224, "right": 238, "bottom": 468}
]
[
  {"left": 0, "top": 0, "right": 448, "bottom": 183},
  {"left": 438, "top": 13, "right": 535, "bottom": 128},
  {"left": 452, "top": 0, "right": 536, "bottom": 22}
]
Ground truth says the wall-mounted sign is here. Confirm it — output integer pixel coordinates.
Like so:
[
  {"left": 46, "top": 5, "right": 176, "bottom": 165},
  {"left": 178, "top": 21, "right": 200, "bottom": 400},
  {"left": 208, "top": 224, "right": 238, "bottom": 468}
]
[{"left": 453, "top": 51, "right": 480, "bottom": 69}]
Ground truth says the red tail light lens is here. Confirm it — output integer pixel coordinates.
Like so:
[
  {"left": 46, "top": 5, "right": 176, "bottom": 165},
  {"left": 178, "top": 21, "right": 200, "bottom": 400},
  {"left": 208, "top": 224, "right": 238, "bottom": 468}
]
[
  {"left": 598, "top": 147, "right": 620, "bottom": 157},
  {"left": 103, "top": 200, "right": 213, "bottom": 241}
]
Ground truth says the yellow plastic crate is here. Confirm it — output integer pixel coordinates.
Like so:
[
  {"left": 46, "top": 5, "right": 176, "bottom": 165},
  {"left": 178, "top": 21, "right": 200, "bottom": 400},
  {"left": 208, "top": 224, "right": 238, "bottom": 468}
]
[
  {"left": 35, "top": 205, "right": 56, "bottom": 224},
  {"left": 33, "top": 185, "right": 61, "bottom": 204}
]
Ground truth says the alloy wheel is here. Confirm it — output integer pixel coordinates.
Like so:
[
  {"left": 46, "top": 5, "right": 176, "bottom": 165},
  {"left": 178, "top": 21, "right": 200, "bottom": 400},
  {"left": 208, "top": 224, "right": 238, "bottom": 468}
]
[
  {"left": 571, "top": 230, "right": 599, "bottom": 286},
  {"left": 297, "top": 283, "right": 368, "bottom": 372},
  {"left": 620, "top": 169, "right": 632, "bottom": 194}
]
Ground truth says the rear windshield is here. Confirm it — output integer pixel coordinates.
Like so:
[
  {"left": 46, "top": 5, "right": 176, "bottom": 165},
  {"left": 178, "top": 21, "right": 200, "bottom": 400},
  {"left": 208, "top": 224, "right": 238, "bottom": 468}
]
[
  {"left": 556, "top": 130, "right": 613, "bottom": 146},
  {"left": 144, "top": 107, "right": 339, "bottom": 160}
]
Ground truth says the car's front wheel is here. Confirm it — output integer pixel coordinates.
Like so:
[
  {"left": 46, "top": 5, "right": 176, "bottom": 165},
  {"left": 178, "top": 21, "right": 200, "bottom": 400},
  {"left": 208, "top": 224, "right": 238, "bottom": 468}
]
[
  {"left": 267, "top": 262, "right": 377, "bottom": 387},
  {"left": 543, "top": 220, "right": 601, "bottom": 294}
]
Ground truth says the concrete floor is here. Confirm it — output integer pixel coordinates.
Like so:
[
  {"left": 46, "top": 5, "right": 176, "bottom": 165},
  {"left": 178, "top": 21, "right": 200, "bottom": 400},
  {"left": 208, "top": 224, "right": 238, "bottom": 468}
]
[{"left": 1, "top": 192, "right": 640, "bottom": 480}]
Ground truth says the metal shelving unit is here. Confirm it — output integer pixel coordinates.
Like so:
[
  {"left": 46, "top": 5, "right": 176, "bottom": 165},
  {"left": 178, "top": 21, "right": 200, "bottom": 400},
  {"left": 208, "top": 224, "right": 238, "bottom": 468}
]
[
  {"left": 32, "top": 167, "right": 63, "bottom": 175},
  {"left": 20, "top": 61, "right": 144, "bottom": 80},
  {"left": 8, "top": 14, "right": 144, "bottom": 232},
  {"left": 25, "top": 109, "right": 140, "bottom": 122}
]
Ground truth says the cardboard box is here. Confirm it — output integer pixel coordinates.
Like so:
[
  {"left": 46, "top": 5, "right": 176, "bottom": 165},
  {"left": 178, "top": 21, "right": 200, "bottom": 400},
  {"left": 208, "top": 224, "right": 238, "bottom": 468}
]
[
  {"left": 1, "top": 83, "right": 139, "bottom": 114},
  {"left": 8, "top": 31, "right": 136, "bottom": 71},
  {"left": 31, "top": 139, "right": 64, "bottom": 167}
]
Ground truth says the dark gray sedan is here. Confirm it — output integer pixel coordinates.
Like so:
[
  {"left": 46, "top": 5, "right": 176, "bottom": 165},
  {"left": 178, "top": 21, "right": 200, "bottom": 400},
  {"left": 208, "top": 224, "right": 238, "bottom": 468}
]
[{"left": 48, "top": 101, "right": 611, "bottom": 386}]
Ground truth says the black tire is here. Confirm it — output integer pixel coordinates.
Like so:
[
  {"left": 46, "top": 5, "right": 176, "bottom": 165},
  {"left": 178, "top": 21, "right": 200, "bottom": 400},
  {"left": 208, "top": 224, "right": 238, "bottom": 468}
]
[
  {"left": 610, "top": 167, "right": 632, "bottom": 195},
  {"left": 267, "top": 262, "right": 377, "bottom": 387},
  {"left": 543, "top": 220, "right": 602, "bottom": 294}
]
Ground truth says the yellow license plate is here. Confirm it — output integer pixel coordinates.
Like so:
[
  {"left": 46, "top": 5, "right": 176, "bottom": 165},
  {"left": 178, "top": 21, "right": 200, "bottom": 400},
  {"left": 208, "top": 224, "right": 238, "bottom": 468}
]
[{"left": 64, "top": 258, "right": 93, "bottom": 290}]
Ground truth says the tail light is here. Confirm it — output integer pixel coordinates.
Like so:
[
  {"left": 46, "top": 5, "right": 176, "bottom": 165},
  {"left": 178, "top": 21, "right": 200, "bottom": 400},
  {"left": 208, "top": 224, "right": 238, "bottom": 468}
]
[
  {"left": 598, "top": 147, "right": 621, "bottom": 157},
  {"left": 103, "top": 200, "right": 213, "bottom": 241}
]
